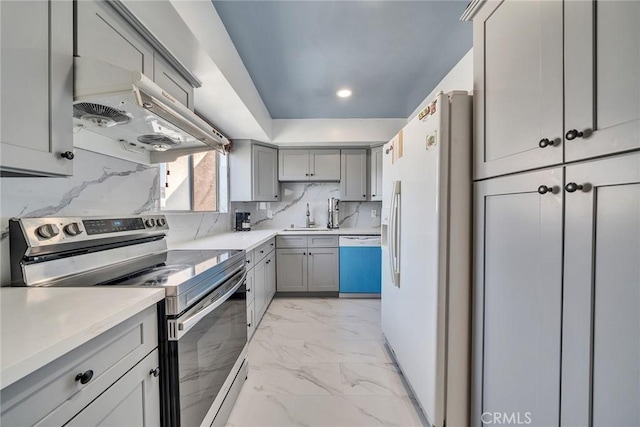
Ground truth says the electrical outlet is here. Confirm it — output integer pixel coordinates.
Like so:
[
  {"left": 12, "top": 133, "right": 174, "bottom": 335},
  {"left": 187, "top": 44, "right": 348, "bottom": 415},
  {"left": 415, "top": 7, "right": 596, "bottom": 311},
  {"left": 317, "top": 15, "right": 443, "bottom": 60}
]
[
  {"left": 267, "top": 210, "right": 274, "bottom": 219},
  {"left": 371, "top": 209, "right": 377, "bottom": 218}
]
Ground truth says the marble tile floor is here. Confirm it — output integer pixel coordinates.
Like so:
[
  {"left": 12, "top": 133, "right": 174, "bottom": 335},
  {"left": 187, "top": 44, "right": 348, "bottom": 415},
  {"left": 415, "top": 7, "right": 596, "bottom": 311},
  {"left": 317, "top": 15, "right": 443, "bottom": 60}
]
[{"left": 226, "top": 298, "right": 428, "bottom": 427}]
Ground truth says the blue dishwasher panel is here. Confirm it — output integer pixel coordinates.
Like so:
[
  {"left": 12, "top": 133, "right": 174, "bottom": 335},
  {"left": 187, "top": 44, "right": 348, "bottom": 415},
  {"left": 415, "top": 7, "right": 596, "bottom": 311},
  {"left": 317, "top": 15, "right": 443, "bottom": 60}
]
[{"left": 339, "top": 246, "right": 382, "bottom": 293}]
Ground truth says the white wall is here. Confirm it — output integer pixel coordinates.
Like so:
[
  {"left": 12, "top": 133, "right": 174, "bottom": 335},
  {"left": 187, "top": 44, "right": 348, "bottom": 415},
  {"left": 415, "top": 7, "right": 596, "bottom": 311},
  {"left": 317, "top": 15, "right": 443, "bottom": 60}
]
[{"left": 408, "top": 48, "right": 473, "bottom": 122}]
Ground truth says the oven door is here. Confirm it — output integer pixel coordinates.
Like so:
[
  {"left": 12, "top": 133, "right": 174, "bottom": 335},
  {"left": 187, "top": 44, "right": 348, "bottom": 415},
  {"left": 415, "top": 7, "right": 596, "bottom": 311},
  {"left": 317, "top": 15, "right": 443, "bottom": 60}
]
[{"left": 165, "top": 268, "right": 247, "bottom": 427}]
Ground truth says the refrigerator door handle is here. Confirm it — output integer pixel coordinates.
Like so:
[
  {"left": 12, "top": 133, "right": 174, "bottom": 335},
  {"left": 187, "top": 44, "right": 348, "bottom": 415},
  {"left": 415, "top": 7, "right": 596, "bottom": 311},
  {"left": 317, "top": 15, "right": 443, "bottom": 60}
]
[{"left": 389, "top": 180, "right": 401, "bottom": 287}]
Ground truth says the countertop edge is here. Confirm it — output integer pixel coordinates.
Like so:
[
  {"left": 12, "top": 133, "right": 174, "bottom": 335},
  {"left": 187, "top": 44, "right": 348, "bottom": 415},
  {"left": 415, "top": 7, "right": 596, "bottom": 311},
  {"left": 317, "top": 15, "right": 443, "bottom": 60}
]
[{"left": 1, "top": 289, "right": 165, "bottom": 389}]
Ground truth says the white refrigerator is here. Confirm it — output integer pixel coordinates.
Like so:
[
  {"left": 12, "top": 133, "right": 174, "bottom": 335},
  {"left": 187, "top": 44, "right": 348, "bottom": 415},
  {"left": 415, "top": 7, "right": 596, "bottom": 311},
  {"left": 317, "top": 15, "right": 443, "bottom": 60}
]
[{"left": 381, "top": 91, "right": 472, "bottom": 427}]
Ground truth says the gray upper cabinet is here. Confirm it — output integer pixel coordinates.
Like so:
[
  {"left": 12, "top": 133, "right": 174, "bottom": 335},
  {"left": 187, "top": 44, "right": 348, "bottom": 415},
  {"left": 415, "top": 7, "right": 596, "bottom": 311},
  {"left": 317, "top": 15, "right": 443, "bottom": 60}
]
[
  {"left": 564, "top": 1, "right": 640, "bottom": 162},
  {"left": 154, "top": 56, "right": 194, "bottom": 110},
  {"left": 309, "top": 150, "right": 341, "bottom": 181},
  {"left": 279, "top": 149, "right": 340, "bottom": 181},
  {"left": 471, "top": 0, "right": 563, "bottom": 179},
  {"left": 370, "top": 146, "right": 383, "bottom": 201},
  {"left": 76, "top": 0, "right": 154, "bottom": 77},
  {"left": 561, "top": 152, "right": 640, "bottom": 427},
  {"left": 340, "top": 149, "right": 368, "bottom": 201},
  {"left": 76, "top": 0, "right": 193, "bottom": 110},
  {"left": 230, "top": 140, "right": 279, "bottom": 202},
  {"left": 307, "top": 248, "right": 339, "bottom": 292},
  {"left": 472, "top": 168, "right": 563, "bottom": 427},
  {"left": 252, "top": 144, "right": 279, "bottom": 202},
  {"left": 0, "top": 0, "right": 73, "bottom": 177}
]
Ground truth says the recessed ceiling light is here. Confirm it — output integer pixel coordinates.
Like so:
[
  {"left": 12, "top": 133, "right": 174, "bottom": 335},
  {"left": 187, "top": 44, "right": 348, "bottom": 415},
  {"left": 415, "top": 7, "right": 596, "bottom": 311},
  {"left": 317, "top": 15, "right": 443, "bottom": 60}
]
[{"left": 336, "top": 89, "right": 352, "bottom": 98}]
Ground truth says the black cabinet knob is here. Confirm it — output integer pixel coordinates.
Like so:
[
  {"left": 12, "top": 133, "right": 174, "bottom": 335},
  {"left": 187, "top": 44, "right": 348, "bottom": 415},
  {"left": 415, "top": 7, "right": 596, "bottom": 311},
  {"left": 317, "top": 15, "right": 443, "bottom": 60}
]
[
  {"left": 246, "top": 259, "right": 251, "bottom": 264},
  {"left": 303, "top": 252, "right": 306, "bottom": 255},
  {"left": 274, "top": 195, "right": 278, "bottom": 198},
  {"left": 149, "top": 367, "right": 160, "bottom": 377},
  {"left": 247, "top": 323, "right": 252, "bottom": 327},
  {"left": 362, "top": 194, "right": 366, "bottom": 198},
  {"left": 247, "top": 288, "right": 251, "bottom": 292},
  {"left": 305, "top": 173, "right": 309, "bottom": 176},
  {"left": 372, "top": 194, "right": 376, "bottom": 197},
  {"left": 565, "top": 129, "right": 584, "bottom": 140},
  {"left": 537, "top": 185, "right": 554, "bottom": 195},
  {"left": 538, "top": 138, "right": 554, "bottom": 148},
  {"left": 60, "top": 151, "right": 75, "bottom": 160},
  {"left": 310, "top": 173, "right": 314, "bottom": 176},
  {"left": 565, "top": 182, "right": 584, "bottom": 193},
  {"left": 75, "top": 370, "right": 94, "bottom": 384}
]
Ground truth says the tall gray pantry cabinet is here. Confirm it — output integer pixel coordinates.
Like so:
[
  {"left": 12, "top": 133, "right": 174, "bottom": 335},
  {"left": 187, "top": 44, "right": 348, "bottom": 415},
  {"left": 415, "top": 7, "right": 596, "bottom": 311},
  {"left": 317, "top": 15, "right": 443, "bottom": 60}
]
[
  {"left": 0, "top": 0, "right": 74, "bottom": 176},
  {"left": 463, "top": 0, "right": 640, "bottom": 426}
]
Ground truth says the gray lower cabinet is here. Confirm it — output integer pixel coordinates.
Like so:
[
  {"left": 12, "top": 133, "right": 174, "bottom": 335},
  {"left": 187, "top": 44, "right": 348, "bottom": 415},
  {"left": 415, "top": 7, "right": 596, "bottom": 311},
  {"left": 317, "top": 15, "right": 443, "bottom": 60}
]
[
  {"left": 340, "top": 149, "right": 368, "bottom": 201},
  {"left": 473, "top": 168, "right": 563, "bottom": 427},
  {"left": 561, "top": 152, "right": 640, "bottom": 426},
  {"left": 0, "top": 0, "right": 74, "bottom": 176},
  {"left": 276, "top": 249, "right": 308, "bottom": 292},
  {"left": 0, "top": 305, "right": 159, "bottom": 426},
  {"left": 246, "top": 243, "right": 276, "bottom": 333},
  {"left": 66, "top": 350, "right": 160, "bottom": 426},
  {"left": 307, "top": 248, "right": 339, "bottom": 292},
  {"left": 276, "top": 235, "right": 339, "bottom": 292},
  {"left": 564, "top": 0, "right": 640, "bottom": 162}
]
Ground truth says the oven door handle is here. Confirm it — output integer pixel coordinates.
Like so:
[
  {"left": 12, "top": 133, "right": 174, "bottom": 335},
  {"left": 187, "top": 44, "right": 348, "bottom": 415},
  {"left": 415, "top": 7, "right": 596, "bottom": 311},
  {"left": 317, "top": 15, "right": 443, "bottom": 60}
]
[{"left": 176, "top": 269, "right": 247, "bottom": 337}]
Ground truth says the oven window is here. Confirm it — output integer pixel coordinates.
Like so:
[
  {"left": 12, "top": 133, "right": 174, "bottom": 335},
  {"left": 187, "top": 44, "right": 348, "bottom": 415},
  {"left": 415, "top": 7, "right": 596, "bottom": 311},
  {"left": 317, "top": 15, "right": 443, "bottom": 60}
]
[{"left": 176, "top": 286, "right": 247, "bottom": 426}]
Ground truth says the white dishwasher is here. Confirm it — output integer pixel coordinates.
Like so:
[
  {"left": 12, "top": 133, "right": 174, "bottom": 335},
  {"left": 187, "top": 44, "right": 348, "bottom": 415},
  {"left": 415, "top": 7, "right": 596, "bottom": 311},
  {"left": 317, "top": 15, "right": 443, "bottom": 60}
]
[{"left": 338, "top": 236, "right": 382, "bottom": 297}]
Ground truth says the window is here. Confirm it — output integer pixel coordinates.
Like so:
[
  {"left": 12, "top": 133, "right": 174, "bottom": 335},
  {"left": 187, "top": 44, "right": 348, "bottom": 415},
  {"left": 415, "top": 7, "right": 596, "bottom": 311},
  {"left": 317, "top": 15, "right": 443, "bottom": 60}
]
[{"left": 160, "top": 151, "right": 227, "bottom": 212}]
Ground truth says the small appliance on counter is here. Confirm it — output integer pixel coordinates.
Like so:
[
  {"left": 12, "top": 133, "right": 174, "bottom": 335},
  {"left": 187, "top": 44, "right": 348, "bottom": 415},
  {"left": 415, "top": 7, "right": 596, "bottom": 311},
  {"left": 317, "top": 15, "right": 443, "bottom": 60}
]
[
  {"left": 235, "top": 211, "right": 251, "bottom": 231},
  {"left": 327, "top": 197, "right": 340, "bottom": 229}
]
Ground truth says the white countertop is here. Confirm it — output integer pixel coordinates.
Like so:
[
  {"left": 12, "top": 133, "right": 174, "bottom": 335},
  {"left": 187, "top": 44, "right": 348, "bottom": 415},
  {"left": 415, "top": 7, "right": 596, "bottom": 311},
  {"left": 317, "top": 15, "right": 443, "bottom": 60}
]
[
  {"left": 172, "top": 228, "right": 381, "bottom": 252},
  {"left": 0, "top": 287, "right": 165, "bottom": 389}
]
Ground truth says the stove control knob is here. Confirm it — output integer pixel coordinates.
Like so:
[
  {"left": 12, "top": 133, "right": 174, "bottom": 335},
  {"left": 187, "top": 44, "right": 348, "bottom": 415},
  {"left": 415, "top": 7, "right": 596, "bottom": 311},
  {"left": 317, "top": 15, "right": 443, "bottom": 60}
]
[
  {"left": 145, "top": 218, "right": 156, "bottom": 228},
  {"left": 36, "top": 224, "right": 60, "bottom": 239},
  {"left": 63, "top": 222, "right": 83, "bottom": 236},
  {"left": 157, "top": 218, "right": 166, "bottom": 227}
]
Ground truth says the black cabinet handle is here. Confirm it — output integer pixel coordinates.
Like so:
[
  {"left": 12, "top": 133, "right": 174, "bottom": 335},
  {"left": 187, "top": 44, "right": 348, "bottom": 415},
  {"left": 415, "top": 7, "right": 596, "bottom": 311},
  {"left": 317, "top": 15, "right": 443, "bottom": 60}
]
[
  {"left": 266, "top": 260, "right": 270, "bottom": 264},
  {"left": 60, "top": 151, "right": 75, "bottom": 160},
  {"left": 75, "top": 370, "right": 94, "bottom": 384},
  {"left": 372, "top": 194, "right": 376, "bottom": 197},
  {"left": 275, "top": 195, "right": 278, "bottom": 198},
  {"left": 303, "top": 252, "right": 306, "bottom": 255},
  {"left": 565, "top": 182, "right": 584, "bottom": 193},
  {"left": 538, "top": 138, "right": 554, "bottom": 148},
  {"left": 247, "top": 287, "right": 251, "bottom": 292},
  {"left": 310, "top": 173, "right": 314, "bottom": 176},
  {"left": 537, "top": 185, "right": 554, "bottom": 195},
  {"left": 247, "top": 323, "right": 252, "bottom": 327},
  {"left": 565, "top": 129, "right": 584, "bottom": 140},
  {"left": 305, "top": 173, "right": 309, "bottom": 176},
  {"left": 260, "top": 250, "right": 264, "bottom": 254},
  {"left": 270, "top": 243, "right": 274, "bottom": 246},
  {"left": 149, "top": 367, "right": 160, "bottom": 377},
  {"left": 362, "top": 194, "right": 366, "bottom": 198}
]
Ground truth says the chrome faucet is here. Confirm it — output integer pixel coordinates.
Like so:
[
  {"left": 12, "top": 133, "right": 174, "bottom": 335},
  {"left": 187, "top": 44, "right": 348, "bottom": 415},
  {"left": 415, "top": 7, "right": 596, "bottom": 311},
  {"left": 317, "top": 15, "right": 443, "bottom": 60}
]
[{"left": 305, "top": 203, "right": 314, "bottom": 228}]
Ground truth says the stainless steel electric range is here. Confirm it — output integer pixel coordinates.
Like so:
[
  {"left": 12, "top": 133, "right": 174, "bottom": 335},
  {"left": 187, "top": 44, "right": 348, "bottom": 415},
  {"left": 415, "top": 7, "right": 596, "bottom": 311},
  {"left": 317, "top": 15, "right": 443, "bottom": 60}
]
[{"left": 9, "top": 215, "right": 248, "bottom": 427}]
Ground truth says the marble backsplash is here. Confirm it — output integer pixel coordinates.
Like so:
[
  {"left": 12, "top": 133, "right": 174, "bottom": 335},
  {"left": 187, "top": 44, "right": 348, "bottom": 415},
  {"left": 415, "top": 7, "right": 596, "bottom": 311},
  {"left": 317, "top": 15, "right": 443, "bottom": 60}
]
[
  {"left": 232, "top": 183, "right": 382, "bottom": 230},
  {"left": 0, "top": 148, "right": 230, "bottom": 286}
]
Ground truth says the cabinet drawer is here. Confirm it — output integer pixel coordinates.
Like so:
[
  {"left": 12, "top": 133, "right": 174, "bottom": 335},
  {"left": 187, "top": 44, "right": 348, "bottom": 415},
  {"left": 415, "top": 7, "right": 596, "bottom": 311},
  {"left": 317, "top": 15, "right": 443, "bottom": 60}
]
[
  {"left": 1, "top": 306, "right": 158, "bottom": 426},
  {"left": 308, "top": 235, "right": 338, "bottom": 248},
  {"left": 277, "top": 235, "right": 308, "bottom": 249},
  {"left": 254, "top": 238, "right": 276, "bottom": 262}
]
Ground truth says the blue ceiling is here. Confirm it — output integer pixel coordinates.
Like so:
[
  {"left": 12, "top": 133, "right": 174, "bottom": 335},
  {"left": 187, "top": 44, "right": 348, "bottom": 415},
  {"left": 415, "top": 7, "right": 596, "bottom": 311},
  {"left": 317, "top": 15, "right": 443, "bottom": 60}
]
[{"left": 213, "top": 1, "right": 471, "bottom": 119}]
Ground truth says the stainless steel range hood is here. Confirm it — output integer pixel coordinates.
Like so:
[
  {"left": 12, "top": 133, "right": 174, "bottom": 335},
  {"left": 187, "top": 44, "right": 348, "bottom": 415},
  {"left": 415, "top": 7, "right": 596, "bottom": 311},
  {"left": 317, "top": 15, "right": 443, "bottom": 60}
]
[{"left": 73, "top": 57, "right": 229, "bottom": 162}]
